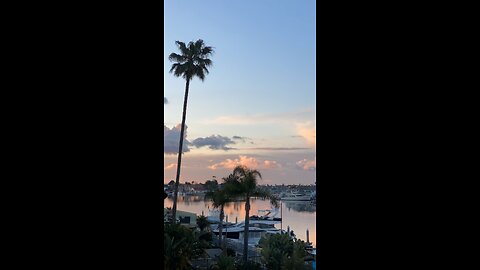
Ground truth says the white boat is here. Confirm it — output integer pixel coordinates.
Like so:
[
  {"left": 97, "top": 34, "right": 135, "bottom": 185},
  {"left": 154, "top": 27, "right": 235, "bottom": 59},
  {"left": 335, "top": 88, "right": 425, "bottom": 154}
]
[
  {"left": 212, "top": 221, "right": 284, "bottom": 247},
  {"left": 250, "top": 209, "right": 282, "bottom": 222},
  {"left": 280, "top": 191, "right": 312, "bottom": 201}
]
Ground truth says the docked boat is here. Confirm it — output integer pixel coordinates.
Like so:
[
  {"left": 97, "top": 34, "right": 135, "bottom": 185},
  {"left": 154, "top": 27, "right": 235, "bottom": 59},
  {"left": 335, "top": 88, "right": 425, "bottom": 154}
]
[
  {"left": 250, "top": 209, "right": 282, "bottom": 222},
  {"left": 206, "top": 208, "right": 222, "bottom": 223},
  {"left": 212, "top": 221, "right": 283, "bottom": 247},
  {"left": 280, "top": 191, "right": 312, "bottom": 201}
]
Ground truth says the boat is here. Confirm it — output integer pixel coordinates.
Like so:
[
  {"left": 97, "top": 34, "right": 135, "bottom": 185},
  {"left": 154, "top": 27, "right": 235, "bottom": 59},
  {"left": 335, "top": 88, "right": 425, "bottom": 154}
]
[
  {"left": 280, "top": 191, "right": 312, "bottom": 201},
  {"left": 206, "top": 208, "right": 222, "bottom": 223},
  {"left": 310, "top": 191, "right": 316, "bottom": 203},
  {"left": 250, "top": 209, "right": 282, "bottom": 222},
  {"left": 211, "top": 220, "right": 284, "bottom": 247}
]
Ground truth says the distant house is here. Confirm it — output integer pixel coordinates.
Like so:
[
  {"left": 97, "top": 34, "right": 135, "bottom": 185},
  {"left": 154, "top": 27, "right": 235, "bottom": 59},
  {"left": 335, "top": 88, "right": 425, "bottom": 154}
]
[{"left": 164, "top": 208, "right": 197, "bottom": 228}]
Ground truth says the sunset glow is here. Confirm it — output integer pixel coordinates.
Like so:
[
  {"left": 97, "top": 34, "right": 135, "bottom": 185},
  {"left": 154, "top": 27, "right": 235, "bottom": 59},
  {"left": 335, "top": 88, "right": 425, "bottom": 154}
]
[{"left": 164, "top": 0, "right": 316, "bottom": 185}]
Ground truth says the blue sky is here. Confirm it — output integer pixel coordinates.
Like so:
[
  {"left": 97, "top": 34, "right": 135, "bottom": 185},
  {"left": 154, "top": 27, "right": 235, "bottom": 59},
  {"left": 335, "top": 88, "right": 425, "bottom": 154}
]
[{"left": 164, "top": 0, "right": 316, "bottom": 185}]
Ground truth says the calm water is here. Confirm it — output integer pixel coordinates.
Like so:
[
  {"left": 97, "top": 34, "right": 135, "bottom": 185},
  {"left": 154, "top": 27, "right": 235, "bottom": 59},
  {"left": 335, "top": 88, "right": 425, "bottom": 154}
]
[{"left": 165, "top": 195, "right": 317, "bottom": 247}]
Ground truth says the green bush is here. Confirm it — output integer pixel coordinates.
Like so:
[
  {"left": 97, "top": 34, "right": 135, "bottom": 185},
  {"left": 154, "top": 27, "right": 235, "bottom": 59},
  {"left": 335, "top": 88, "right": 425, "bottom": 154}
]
[
  {"left": 164, "top": 224, "right": 207, "bottom": 270},
  {"left": 258, "top": 233, "right": 308, "bottom": 270}
]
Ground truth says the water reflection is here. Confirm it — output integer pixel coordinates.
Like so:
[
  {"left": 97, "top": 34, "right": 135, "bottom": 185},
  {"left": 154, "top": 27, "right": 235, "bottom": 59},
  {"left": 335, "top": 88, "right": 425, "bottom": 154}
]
[
  {"left": 165, "top": 196, "right": 317, "bottom": 247},
  {"left": 176, "top": 195, "right": 204, "bottom": 205},
  {"left": 283, "top": 201, "right": 316, "bottom": 213}
]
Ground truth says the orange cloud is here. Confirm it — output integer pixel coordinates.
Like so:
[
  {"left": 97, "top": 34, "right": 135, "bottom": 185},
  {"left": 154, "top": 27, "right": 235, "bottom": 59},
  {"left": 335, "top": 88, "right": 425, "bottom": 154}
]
[
  {"left": 296, "top": 122, "right": 316, "bottom": 146},
  {"left": 165, "top": 163, "right": 177, "bottom": 170},
  {"left": 208, "top": 155, "right": 281, "bottom": 170}
]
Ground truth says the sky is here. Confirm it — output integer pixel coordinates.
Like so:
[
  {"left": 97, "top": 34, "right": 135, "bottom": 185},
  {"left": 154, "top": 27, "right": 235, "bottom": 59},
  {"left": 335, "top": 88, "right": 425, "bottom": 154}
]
[{"left": 164, "top": 0, "right": 316, "bottom": 185}]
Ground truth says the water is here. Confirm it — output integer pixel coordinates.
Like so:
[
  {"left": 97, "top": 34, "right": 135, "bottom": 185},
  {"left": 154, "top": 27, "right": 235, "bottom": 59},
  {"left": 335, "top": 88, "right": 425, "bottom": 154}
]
[{"left": 165, "top": 195, "right": 317, "bottom": 247}]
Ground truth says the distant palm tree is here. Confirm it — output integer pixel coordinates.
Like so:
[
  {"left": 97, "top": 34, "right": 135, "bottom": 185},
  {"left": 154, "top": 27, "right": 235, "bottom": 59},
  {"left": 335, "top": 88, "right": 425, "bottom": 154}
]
[
  {"left": 226, "top": 166, "right": 279, "bottom": 266},
  {"left": 169, "top": 39, "right": 214, "bottom": 223}
]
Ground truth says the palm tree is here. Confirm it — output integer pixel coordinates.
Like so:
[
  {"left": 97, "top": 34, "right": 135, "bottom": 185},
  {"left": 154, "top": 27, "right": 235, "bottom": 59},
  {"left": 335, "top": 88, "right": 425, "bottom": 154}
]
[
  {"left": 227, "top": 166, "right": 279, "bottom": 266},
  {"left": 205, "top": 175, "right": 236, "bottom": 252},
  {"left": 169, "top": 39, "right": 214, "bottom": 223},
  {"left": 164, "top": 223, "right": 209, "bottom": 270},
  {"left": 196, "top": 215, "right": 209, "bottom": 232}
]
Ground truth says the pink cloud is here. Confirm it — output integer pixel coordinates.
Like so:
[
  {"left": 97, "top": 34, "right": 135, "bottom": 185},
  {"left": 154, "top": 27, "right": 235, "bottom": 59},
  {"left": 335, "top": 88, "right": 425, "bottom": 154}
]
[
  {"left": 208, "top": 155, "right": 281, "bottom": 170},
  {"left": 296, "top": 158, "right": 316, "bottom": 171},
  {"left": 263, "top": 160, "right": 281, "bottom": 169},
  {"left": 165, "top": 163, "right": 177, "bottom": 170},
  {"left": 296, "top": 122, "right": 316, "bottom": 146}
]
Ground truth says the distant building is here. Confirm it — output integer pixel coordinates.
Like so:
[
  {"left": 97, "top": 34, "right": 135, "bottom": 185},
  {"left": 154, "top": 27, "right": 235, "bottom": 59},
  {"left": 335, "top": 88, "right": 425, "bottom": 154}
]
[{"left": 164, "top": 208, "right": 197, "bottom": 228}]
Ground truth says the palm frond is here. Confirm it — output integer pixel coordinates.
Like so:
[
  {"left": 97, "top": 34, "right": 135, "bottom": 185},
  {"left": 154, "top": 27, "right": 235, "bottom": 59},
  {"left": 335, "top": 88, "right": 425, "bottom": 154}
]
[
  {"left": 175, "top": 41, "right": 189, "bottom": 56},
  {"left": 169, "top": 39, "right": 214, "bottom": 82},
  {"left": 252, "top": 189, "right": 279, "bottom": 208},
  {"left": 169, "top": 52, "right": 187, "bottom": 63}
]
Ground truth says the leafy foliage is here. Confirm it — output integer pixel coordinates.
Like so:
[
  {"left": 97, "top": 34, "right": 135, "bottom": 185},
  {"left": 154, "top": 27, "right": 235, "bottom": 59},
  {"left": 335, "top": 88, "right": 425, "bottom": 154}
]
[
  {"left": 258, "top": 233, "right": 309, "bottom": 270},
  {"left": 164, "top": 224, "right": 208, "bottom": 270},
  {"left": 259, "top": 233, "right": 292, "bottom": 270},
  {"left": 222, "top": 166, "right": 279, "bottom": 265},
  {"left": 204, "top": 179, "right": 218, "bottom": 191},
  {"left": 210, "top": 254, "right": 236, "bottom": 270},
  {"left": 197, "top": 214, "right": 210, "bottom": 232},
  {"left": 169, "top": 39, "right": 214, "bottom": 81},
  {"left": 205, "top": 175, "right": 237, "bottom": 252},
  {"left": 235, "top": 260, "right": 263, "bottom": 270}
]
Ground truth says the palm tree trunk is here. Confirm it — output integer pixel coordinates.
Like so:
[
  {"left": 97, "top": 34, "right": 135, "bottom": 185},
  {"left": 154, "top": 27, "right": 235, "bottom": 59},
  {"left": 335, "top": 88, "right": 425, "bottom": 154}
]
[
  {"left": 171, "top": 78, "right": 191, "bottom": 224},
  {"left": 243, "top": 195, "right": 250, "bottom": 265},
  {"left": 219, "top": 206, "right": 224, "bottom": 251}
]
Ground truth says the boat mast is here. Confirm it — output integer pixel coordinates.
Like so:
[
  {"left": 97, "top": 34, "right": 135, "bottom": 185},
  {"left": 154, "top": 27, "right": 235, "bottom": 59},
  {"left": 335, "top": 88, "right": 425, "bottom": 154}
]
[{"left": 280, "top": 201, "right": 283, "bottom": 232}]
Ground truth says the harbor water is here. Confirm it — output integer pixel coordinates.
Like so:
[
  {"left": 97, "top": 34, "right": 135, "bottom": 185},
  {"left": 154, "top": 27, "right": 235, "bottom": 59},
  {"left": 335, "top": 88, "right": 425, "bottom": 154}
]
[{"left": 165, "top": 195, "right": 317, "bottom": 247}]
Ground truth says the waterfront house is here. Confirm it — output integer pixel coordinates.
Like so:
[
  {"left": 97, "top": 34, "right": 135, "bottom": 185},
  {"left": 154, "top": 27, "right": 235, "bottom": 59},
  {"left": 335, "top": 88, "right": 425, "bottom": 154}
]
[{"left": 163, "top": 208, "right": 197, "bottom": 228}]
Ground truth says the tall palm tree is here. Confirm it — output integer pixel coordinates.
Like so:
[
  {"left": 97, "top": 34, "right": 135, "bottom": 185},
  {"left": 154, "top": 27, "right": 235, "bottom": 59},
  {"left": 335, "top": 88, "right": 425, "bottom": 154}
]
[
  {"left": 169, "top": 39, "right": 214, "bottom": 223},
  {"left": 227, "top": 166, "right": 279, "bottom": 266}
]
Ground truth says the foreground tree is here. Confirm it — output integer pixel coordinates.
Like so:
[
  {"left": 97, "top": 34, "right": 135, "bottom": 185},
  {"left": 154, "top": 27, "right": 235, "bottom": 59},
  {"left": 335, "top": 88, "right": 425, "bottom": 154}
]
[
  {"left": 169, "top": 39, "right": 214, "bottom": 223},
  {"left": 282, "top": 239, "right": 309, "bottom": 270},
  {"left": 258, "top": 233, "right": 292, "bottom": 270},
  {"left": 258, "top": 233, "right": 309, "bottom": 270},
  {"left": 164, "top": 223, "right": 209, "bottom": 270},
  {"left": 227, "top": 166, "right": 279, "bottom": 266}
]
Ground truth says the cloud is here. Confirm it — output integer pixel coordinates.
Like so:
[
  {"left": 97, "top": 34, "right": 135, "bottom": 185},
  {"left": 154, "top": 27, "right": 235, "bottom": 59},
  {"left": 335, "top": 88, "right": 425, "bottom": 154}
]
[
  {"left": 296, "top": 122, "right": 316, "bottom": 146},
  {"left": 241, "top": 147, "right": 311, "bottom": 151},
  {"left": 165, "top": 163, "right": 176, "bottom": 170},
  {"left": 164, "top": 124, "right": 190, "bottom": 155},
  {"left": 263, "top": 160, "right": 281, "bottom": 169},
  {"left": 205, "top": 108, "right": 315, "bottom": 126},
  {"left": 208, "top": 155, "right": 281, "bottom": 170},
  {"left": 164, "top": 97, "right": 168, "bottom": 104},
  {"left": 191, "top": 135, "right": 236, "bottom": 150},
  {"left": 296, "top": 158, "right": 316, "bottom": 171},
  {"left": 232, "top": 136, "right": 251, "bottom": 143}
]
